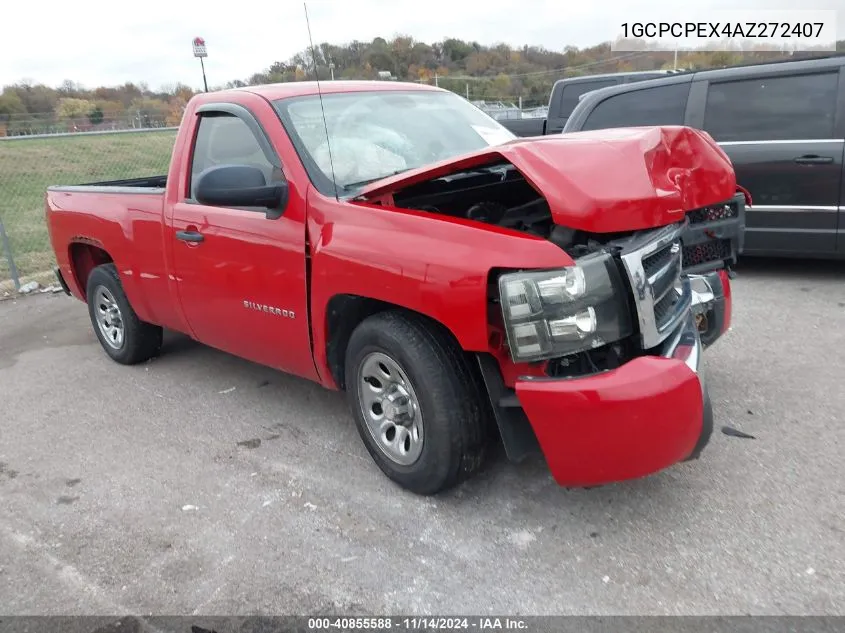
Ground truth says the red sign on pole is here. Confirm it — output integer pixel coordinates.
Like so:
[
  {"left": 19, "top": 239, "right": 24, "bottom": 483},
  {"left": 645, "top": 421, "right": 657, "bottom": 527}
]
[{"left": 192, "top": 37, "right": 207, "bottom": 58}]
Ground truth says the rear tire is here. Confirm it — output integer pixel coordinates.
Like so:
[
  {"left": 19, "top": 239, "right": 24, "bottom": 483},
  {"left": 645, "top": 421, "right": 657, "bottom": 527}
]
[
  {"left": 345, "top": 311, "right": 488, "bottom": 495},
  {"left": 86, "top": 263, "right": 163, "bottom": 365}
]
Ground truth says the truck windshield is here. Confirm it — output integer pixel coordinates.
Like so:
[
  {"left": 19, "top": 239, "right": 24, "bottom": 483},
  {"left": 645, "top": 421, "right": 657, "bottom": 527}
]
[{"left": 274, "top": 90, "right": 516, "bottom": 194}]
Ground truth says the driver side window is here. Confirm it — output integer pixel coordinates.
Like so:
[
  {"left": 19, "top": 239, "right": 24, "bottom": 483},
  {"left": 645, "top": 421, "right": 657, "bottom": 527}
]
[{"left": 189, "top": 113, "right": 276, "bottom": 200}]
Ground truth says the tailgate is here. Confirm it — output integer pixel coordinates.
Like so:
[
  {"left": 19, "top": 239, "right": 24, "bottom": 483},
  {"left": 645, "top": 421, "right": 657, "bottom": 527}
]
[{"left": 681, "top": 191, "right": 747, "bottom": 274}]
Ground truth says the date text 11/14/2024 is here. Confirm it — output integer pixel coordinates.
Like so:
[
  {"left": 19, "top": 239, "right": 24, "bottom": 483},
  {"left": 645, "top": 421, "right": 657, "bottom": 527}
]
[{"left": 307, "top": 617, "right": 529, "bottom": 630}]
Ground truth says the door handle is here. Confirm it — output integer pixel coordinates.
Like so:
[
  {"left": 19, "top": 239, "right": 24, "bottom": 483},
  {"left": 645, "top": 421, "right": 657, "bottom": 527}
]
[
  {"left": 794, "top": 154, "right": 834, "bottom": 165},
  {"left": 176, "top": 230, "right": 204, "bottom": 243}
]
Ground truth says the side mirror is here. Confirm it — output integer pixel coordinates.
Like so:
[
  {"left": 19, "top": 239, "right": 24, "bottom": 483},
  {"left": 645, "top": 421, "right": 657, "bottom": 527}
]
[{"left": 194, "top": 164, "right": 289, "bottom": 219}]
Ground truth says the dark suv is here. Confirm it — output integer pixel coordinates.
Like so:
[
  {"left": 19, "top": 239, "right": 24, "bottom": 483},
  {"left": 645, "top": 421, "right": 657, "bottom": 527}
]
[{"left": 563, "top": 56, "right": 845, "bottom": 259}]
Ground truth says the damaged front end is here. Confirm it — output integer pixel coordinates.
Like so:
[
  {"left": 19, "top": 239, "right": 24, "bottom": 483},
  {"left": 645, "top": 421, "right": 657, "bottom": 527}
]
[
  {"left": 353, "top": 126, "right": 746, "bottom": 485},
  {"left": 354, "top": 128, "right": 746, "bottom": 366}
]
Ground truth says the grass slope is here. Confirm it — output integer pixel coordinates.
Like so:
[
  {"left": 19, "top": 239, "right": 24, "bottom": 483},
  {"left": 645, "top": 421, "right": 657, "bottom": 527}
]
[{"left": 0, "top": 129, "right": 176, "bottom": 286}]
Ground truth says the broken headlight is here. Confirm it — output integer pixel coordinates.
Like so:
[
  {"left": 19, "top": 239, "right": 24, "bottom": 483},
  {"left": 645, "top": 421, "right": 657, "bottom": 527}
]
[{"left": 498, "top": 252, "right": 633, "bottom": 363}]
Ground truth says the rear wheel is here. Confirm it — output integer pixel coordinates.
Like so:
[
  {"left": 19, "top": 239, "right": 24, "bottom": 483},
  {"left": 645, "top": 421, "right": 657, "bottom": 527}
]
[
  {"left": 86, "top": 264, "right": 163, "bottom": 365},
  {"left": 345, "top": 311, "right": 488, "bottom": 495}
]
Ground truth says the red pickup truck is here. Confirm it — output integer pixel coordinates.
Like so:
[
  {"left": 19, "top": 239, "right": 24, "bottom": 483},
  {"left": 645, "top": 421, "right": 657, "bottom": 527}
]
[{"left": 46, "top": 81, "right": 747, "bottom": 495}]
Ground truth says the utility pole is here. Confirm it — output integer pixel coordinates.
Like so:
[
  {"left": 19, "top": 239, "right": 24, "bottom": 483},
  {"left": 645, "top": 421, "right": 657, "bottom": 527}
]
[
  {"left": 466, "top": 83, "right": 469, "bottom": 100},
  {"left": 192, "top": 37, "right": 209, "bottom": 92},
  {"left": 434, "top": 72, "right": 439, "bottom": 87},
  {"left": 329, "top": 62, "right": 335, "bottom": 80},
  {"left": 199, "top": 57, "right": 208, "bottom": 91},
  {"left": 674, "top": 48, "right": 678, "bottom": 70}
]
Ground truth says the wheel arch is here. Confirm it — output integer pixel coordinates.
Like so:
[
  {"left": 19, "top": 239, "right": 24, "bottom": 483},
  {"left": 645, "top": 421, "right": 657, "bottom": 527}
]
[
  {"left": 68, "top": 241, "right": 114, "bottom": 300},
  {"left": 323, "top": 293, "right": 474, "bottom": 392}
]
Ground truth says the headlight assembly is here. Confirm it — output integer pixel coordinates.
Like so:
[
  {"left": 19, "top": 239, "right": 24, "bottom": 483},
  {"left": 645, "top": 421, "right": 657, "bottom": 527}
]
[{"left": 498, "top": 252, "right": 633, "bottom": 363}]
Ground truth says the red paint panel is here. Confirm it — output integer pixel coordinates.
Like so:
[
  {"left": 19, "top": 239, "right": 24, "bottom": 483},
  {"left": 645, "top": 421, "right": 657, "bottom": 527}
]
[{"left": 516, "top": 356, "right": 704, "bottom": 487}]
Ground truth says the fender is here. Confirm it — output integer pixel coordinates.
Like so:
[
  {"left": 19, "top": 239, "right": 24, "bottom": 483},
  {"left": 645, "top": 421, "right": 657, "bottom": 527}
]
[{"left": 306, "top": 187, "right": 575, "bottom": 389}]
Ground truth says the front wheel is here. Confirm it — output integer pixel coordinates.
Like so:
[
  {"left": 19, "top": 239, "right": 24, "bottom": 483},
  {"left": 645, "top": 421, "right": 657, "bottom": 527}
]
[{"left": 345, "top": 311, "right": 488, "bottom": 495}]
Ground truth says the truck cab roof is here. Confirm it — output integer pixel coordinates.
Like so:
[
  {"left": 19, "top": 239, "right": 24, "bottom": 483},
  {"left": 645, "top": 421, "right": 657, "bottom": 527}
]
[{"left": 220, "top": 80, "right": 444, "bottom": 102}]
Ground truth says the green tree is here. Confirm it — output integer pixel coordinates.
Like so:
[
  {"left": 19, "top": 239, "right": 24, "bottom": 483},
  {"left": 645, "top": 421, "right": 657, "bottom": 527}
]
[
  {"left": 491, "top": 73, "right": 511, "bottom": 96},
  {"left": 10, "top": 81, "right": 58, "bottom": 115},
  {"left": 0, "top": 90, "right": 27, "bottom": 135},
  {"left": 88, "top": 105, "right": 104, "bottom": 125},
  {"left": 55, "top": 97, "right": 93, "bottom": 120},
  {"left": 0, "top": 90, "right": 26, "bottom": 118}
]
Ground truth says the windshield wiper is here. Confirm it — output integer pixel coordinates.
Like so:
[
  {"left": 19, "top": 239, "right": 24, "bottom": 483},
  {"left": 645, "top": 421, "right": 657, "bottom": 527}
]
[{"left": 342, "top": 169, "right": 409, "bottom": 192}]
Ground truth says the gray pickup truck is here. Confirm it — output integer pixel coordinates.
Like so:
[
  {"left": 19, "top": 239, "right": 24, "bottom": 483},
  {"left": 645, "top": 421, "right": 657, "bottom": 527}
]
[{"left": 499, "top": 70, "right": 680, "bottom": 137}]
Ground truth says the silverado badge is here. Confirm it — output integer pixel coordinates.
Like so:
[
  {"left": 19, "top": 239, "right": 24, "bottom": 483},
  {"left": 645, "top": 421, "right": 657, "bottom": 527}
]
[{"left": 243, "top": 300, "right": 295, "bottom": 319}]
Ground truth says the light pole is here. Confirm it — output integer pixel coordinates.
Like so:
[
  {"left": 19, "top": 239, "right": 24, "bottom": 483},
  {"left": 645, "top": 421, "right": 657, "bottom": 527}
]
[
  {"left": 192, "top": 36, "right": 209, "bottom": 92},
  {"left": 329, "top": 62, "right": 335, "bottom": 80}
]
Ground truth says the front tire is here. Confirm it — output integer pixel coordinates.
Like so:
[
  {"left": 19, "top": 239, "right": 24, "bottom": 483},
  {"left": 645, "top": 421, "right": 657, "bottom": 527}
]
[
  {"left": 345, "top": 311, "right": 488, "bottom": 495},
  {"left": 86, "top": 263, "right": 163, "bottom": 365}
]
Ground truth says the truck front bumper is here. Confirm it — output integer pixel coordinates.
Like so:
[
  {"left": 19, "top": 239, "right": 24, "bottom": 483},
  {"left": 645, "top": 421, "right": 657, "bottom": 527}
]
[{"left": 513, "top": 270, "right": 728, "bottom": 487}]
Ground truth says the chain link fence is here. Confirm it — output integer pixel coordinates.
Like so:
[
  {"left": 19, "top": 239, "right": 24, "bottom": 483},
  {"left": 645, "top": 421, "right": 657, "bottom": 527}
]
[
  {"left": 471, "top": 98, "right": 549, "bottom": 121},
  {"left": 0, "top": 127, "right": 177, "bottom": 294},
  {"left": 1, "top": 112, "right": 174, "bottom": 137}
]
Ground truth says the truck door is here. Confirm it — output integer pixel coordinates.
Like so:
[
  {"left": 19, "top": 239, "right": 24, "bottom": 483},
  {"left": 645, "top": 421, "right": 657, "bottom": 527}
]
[{"left": 167, "top": 103, "right": 318, "bottom": 381}]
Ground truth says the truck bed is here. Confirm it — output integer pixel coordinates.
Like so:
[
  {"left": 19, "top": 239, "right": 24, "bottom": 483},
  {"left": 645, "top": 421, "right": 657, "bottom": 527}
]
[
  {"left": 47, "top": 174, "right": 167, "bottom": 194},
  {"left": 46, "top": 176, "right": 171, "bottom": 327}
]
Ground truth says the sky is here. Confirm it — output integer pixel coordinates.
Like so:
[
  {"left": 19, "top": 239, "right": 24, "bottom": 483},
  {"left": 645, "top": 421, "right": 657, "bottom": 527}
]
[{"left": 1, "top": 0, "right": 842, "bottom": 91}]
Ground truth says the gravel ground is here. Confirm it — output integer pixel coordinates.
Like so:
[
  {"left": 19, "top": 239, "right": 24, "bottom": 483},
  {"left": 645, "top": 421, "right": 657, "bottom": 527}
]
[{"left": 0, "top": 257, "right": 843, "bottom": 616}]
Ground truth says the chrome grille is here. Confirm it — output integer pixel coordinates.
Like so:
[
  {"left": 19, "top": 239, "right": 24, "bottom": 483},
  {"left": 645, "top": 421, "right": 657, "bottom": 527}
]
[
  {"left": 619, "top": 222, "right": 691, "bottom": 350},
  {"left": 642, "top": 243, "right": 674, "bottom": 278},
  {"left": 645, "top": 240, "right": 684, "bottom": 332},
  {"left": 653, "top": 285, "right": 683, "bottom": 324}
]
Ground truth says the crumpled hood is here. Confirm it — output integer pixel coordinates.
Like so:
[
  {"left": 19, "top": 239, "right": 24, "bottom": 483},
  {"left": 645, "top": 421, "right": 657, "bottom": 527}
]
[{"left": 356, "top": 126, "right": 738, "bottom": 233}]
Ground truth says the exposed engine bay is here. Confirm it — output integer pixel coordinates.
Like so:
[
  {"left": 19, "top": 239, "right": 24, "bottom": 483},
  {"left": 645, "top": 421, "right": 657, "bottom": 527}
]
[
  {"left": 374, "top": 159, "right": 744, "bottom": 272},
  {"left": 384, "top": 161, "right": 636, "bottom": 258},
  {"left": 391, "top": 162, "right": 552, "bottom": 233}
]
